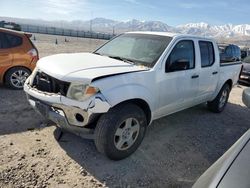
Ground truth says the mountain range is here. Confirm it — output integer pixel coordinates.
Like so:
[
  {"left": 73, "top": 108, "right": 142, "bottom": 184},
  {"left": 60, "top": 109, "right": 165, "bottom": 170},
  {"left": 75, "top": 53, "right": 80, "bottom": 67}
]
[{"left": 1, "top": 16, "right": 250, "bottom": 40}]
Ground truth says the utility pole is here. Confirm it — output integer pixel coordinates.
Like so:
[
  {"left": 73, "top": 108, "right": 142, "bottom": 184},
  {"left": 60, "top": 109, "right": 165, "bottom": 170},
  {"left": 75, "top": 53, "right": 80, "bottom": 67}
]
[
  {"left": 90, "top": 11, "right": 93, "bottom": 33},
  {"left": 90, "top": 19, "right": 92, "bottom": 33},
  {"left": 112, "top": 26, "right": 115, "bottom": 36}
]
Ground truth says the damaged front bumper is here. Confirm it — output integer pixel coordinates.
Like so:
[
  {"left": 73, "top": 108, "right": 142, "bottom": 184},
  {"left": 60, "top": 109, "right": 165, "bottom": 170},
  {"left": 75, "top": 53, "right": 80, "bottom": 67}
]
[{"left": 24, "top": 78, "right": 111, "bottom": 139}]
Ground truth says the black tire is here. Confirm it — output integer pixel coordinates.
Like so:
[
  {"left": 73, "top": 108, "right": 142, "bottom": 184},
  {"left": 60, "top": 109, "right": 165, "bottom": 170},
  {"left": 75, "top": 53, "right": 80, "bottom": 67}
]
[
  {"left": 5, "top": 67, "right": 31, "bottom": 90},
  {"left": 94, "top": 103, "right": 147, "bottom": 160},
  {"left": 54, "top": 127, "right": 65, "bottom": 141},
  {"left": 207, "top": 83, "right": 231, "bottom": 113}
]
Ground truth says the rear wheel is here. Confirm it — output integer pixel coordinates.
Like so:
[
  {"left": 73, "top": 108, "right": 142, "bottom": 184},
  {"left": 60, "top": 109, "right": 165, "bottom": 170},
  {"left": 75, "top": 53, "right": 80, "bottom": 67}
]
[
  {"left": 94, "top": 103, "right": 147, "bottom": 160},
  {"left": 207, "top": 83, "right": 231, "bottom": 113},
  {"left": 5, "top": 67, "right": 31, "bottom": 90}
]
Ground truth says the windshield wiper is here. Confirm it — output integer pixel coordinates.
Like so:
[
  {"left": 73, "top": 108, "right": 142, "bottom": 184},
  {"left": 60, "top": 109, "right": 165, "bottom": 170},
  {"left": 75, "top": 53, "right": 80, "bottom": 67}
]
[
  {"left": 93, "top": 52, "right": 102, "bottom": 56},
  {"left": 108, "top": 56, "right": 135, "bottom": 65}
]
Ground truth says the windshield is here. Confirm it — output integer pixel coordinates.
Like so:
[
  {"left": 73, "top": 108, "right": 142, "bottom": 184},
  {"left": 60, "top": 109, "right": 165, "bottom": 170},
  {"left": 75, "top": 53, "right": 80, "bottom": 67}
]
[{"left": 94, "top": 33, "right": 172, "bottom": 67}]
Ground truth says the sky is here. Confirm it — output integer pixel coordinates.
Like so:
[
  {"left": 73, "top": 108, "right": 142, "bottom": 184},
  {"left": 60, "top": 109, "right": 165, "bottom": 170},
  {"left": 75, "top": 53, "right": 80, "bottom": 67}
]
[{"left": 0, "top": 0, "right": 250, "bottom": 26}]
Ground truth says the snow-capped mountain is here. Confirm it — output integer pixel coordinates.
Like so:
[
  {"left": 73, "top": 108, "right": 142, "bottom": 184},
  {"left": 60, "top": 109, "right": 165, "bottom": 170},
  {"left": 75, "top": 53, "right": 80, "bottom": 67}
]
[
  {"left": 232, "top": 24, "right": 250, "bottom": 36},
  {"left": 70, "top": 18, "right": 250, "bottom": 38},
  {"left": 176, "top": 22, "right": 250, "bottom": 38},
  {"left": 81, "top": 18, "right": 174, "bottom": 33},
  {"left": 1, "top": 16, "right": 250, "bottom": 38},
  {"left": 81, "top": 18, "right": 250, "bottom": 38}
]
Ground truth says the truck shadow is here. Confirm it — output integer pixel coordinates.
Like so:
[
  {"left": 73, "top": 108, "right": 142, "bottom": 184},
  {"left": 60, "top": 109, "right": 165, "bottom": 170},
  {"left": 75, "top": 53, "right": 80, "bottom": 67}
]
[
  {"left": 1, "top": 84, "right": 249, "bottom": 187},
  {"left": 55, "top": 102, "right": 250, "bottom": 188},
  {"left": 0, "top": 87, "right": 47, "bottom": 135}
]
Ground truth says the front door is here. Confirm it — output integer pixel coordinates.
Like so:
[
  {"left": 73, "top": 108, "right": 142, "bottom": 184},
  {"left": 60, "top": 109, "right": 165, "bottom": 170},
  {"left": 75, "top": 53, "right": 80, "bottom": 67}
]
[{"left": 155, "top": 39, "right": 199, "bottom": 118}]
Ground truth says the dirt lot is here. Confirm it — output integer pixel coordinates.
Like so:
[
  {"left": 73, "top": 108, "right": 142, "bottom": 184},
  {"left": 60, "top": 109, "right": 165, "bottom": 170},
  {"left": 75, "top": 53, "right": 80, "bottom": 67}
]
[
  {"left": 1, "top": 34, "right": 250, "bottom": 188},
  {"left": 31, "top": 33, "right": 107, "bottom": 58}
]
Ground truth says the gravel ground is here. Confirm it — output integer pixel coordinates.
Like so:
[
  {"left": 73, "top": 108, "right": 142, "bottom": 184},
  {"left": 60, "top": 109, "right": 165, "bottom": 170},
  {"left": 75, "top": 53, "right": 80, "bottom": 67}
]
[
  {"left": 31, "top": 33, "right": 106, "bottom": 58},
  {"left": 0, "top": 34, "right": 250, "bottom": 188}
]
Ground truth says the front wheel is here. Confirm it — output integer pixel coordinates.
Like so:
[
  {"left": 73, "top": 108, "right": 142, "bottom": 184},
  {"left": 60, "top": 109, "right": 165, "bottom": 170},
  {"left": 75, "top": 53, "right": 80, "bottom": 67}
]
[
  {"left": 207, "top": 83, "right": 231, "bottom": 113},
  {"left": 94, "top": 103, "right": 147, "bottom": 160}
]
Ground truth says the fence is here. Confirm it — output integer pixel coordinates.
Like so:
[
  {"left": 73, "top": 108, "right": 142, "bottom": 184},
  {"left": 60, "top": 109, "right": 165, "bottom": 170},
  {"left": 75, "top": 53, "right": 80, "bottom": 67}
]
[{"left": 20, "top": 24, "right": 114, "bottom": 40}]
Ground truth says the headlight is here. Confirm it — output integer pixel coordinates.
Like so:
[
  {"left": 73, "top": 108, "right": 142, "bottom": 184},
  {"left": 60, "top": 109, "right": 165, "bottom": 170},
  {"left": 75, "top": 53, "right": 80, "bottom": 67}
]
[{"left": 67, "top": 83, "right": 99, "bottom": 101}]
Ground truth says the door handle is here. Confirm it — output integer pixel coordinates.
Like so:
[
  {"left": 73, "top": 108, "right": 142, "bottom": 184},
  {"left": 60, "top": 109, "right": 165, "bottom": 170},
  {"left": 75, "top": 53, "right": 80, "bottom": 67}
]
[
  {"left": 212, "top": 71, "right": 218, "bottom": 75},
  {"left": 191, "top": 75, "right": 199, "bottom": 79}
]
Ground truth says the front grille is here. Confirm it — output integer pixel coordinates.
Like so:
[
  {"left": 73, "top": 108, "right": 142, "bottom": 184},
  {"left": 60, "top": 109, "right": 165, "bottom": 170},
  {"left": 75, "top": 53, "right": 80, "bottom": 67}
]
[{"left": 32, "top": 72, "right": 70, "bottom": 96}]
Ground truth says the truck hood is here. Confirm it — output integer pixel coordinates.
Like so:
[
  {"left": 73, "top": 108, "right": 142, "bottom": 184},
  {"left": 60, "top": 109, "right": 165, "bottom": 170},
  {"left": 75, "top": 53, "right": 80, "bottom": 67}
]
[{"left": 36, "top": 53, "right": 148, "bottom": 83}]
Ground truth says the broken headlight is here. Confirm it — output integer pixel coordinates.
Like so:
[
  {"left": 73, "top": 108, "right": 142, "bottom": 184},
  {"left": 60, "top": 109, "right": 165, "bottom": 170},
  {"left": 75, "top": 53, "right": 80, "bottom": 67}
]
[{"left": 67, "top": 83, "right": 99, "bottom": 102}]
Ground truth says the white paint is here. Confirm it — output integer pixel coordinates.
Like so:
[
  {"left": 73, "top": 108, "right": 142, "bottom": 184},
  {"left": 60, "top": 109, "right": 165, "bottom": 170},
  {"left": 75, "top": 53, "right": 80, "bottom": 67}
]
[
  {"left": 37, "top": 52, "right": 147, "bottom": 83},
  {"left": 25, "top": 32, "right": 242, "bottom": 125}
]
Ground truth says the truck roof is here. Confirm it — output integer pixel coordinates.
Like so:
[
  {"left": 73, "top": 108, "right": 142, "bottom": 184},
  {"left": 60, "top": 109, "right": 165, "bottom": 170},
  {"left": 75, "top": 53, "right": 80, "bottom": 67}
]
[{"left": 127, "top": 31, "right": 214, "bottom": 41}]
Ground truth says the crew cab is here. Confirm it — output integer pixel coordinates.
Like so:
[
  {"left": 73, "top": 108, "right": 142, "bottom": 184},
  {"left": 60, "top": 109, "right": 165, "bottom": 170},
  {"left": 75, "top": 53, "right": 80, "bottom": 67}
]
[{"left": 24, "top": 32, "right": 242, "bottom": 160}]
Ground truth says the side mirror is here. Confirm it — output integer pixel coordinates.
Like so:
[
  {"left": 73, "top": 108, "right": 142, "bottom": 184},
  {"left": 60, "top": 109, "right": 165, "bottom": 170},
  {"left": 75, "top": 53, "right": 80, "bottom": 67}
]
[{"left": 166, "top": 59, "right": 190, "bottom": 72}]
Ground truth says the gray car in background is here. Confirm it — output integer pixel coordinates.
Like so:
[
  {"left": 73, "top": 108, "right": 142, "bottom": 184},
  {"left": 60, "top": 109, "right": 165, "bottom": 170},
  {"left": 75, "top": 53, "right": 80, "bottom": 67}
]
[
  {"left": 239, "top": 56, "right": 250, "bottom": 85},
  {"left": 218, "top": 44, "right": 241, "bottom": 63},
  {"left": 193, "top": 88, "right": 250, "bottom": 188}
]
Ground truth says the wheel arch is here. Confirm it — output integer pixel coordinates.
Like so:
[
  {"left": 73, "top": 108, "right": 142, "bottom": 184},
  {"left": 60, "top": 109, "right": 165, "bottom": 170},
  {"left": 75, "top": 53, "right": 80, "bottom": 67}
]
[
  {"left": 3, "top": 66, "right": 32, "bottom": 83},
  {"left": 209, "top": 79, "right": 233, "bottom": 102},
  {"left": 225, "top": 79, "right": 233, "bottom": 90},
  {"left": 113, "top": 98, "right": 152, "bottom": 125}
]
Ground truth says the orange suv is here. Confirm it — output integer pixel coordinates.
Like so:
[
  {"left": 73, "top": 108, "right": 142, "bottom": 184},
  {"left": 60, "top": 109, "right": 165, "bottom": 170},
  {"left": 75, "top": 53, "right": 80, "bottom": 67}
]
[{"left": 0, "top": 28, "right": 38, "bottom": 89}]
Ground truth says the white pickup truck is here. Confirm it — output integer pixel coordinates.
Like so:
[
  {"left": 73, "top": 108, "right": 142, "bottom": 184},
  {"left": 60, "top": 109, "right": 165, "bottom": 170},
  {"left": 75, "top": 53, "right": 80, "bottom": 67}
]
[{"left": 24, "top": 32, "right": 242, "bottom": 160}]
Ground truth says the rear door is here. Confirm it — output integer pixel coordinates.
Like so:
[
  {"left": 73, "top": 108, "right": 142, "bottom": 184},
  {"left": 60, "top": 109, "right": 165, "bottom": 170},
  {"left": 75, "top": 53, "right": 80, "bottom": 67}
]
[
  {"left": 0, "top": 32, "right": 13, "bottom": 69},
  {"left": 197, "top": 41, "right": 219, "bottom": 102}
]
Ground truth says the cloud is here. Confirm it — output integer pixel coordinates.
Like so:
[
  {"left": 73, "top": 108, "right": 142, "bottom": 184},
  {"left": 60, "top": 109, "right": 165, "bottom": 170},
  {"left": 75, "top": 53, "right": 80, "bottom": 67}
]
[
  {"left": 124, "top": 0, "right": 139, "bottom": 4},
  {"left": 178, "top": 3, "right": 203, "bottom": 9},
  {"left": 178, "top": 1, "right": 229, "bottom": 9},
  {"left": 40, "top": 0, "right": 86, "bottom": 16},
  {"left": 123, "top": 0, "right": 156, "bottom": 9}
]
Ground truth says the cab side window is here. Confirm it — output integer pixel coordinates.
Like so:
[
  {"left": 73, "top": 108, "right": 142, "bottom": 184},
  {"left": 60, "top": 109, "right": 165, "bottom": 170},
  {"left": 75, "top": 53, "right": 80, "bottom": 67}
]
[
  {"left": 166, "top": 40, "right": 195, "bottom": 72},
  {"left": 199, "top": 41, "right": 215, "bottom": 67}
]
